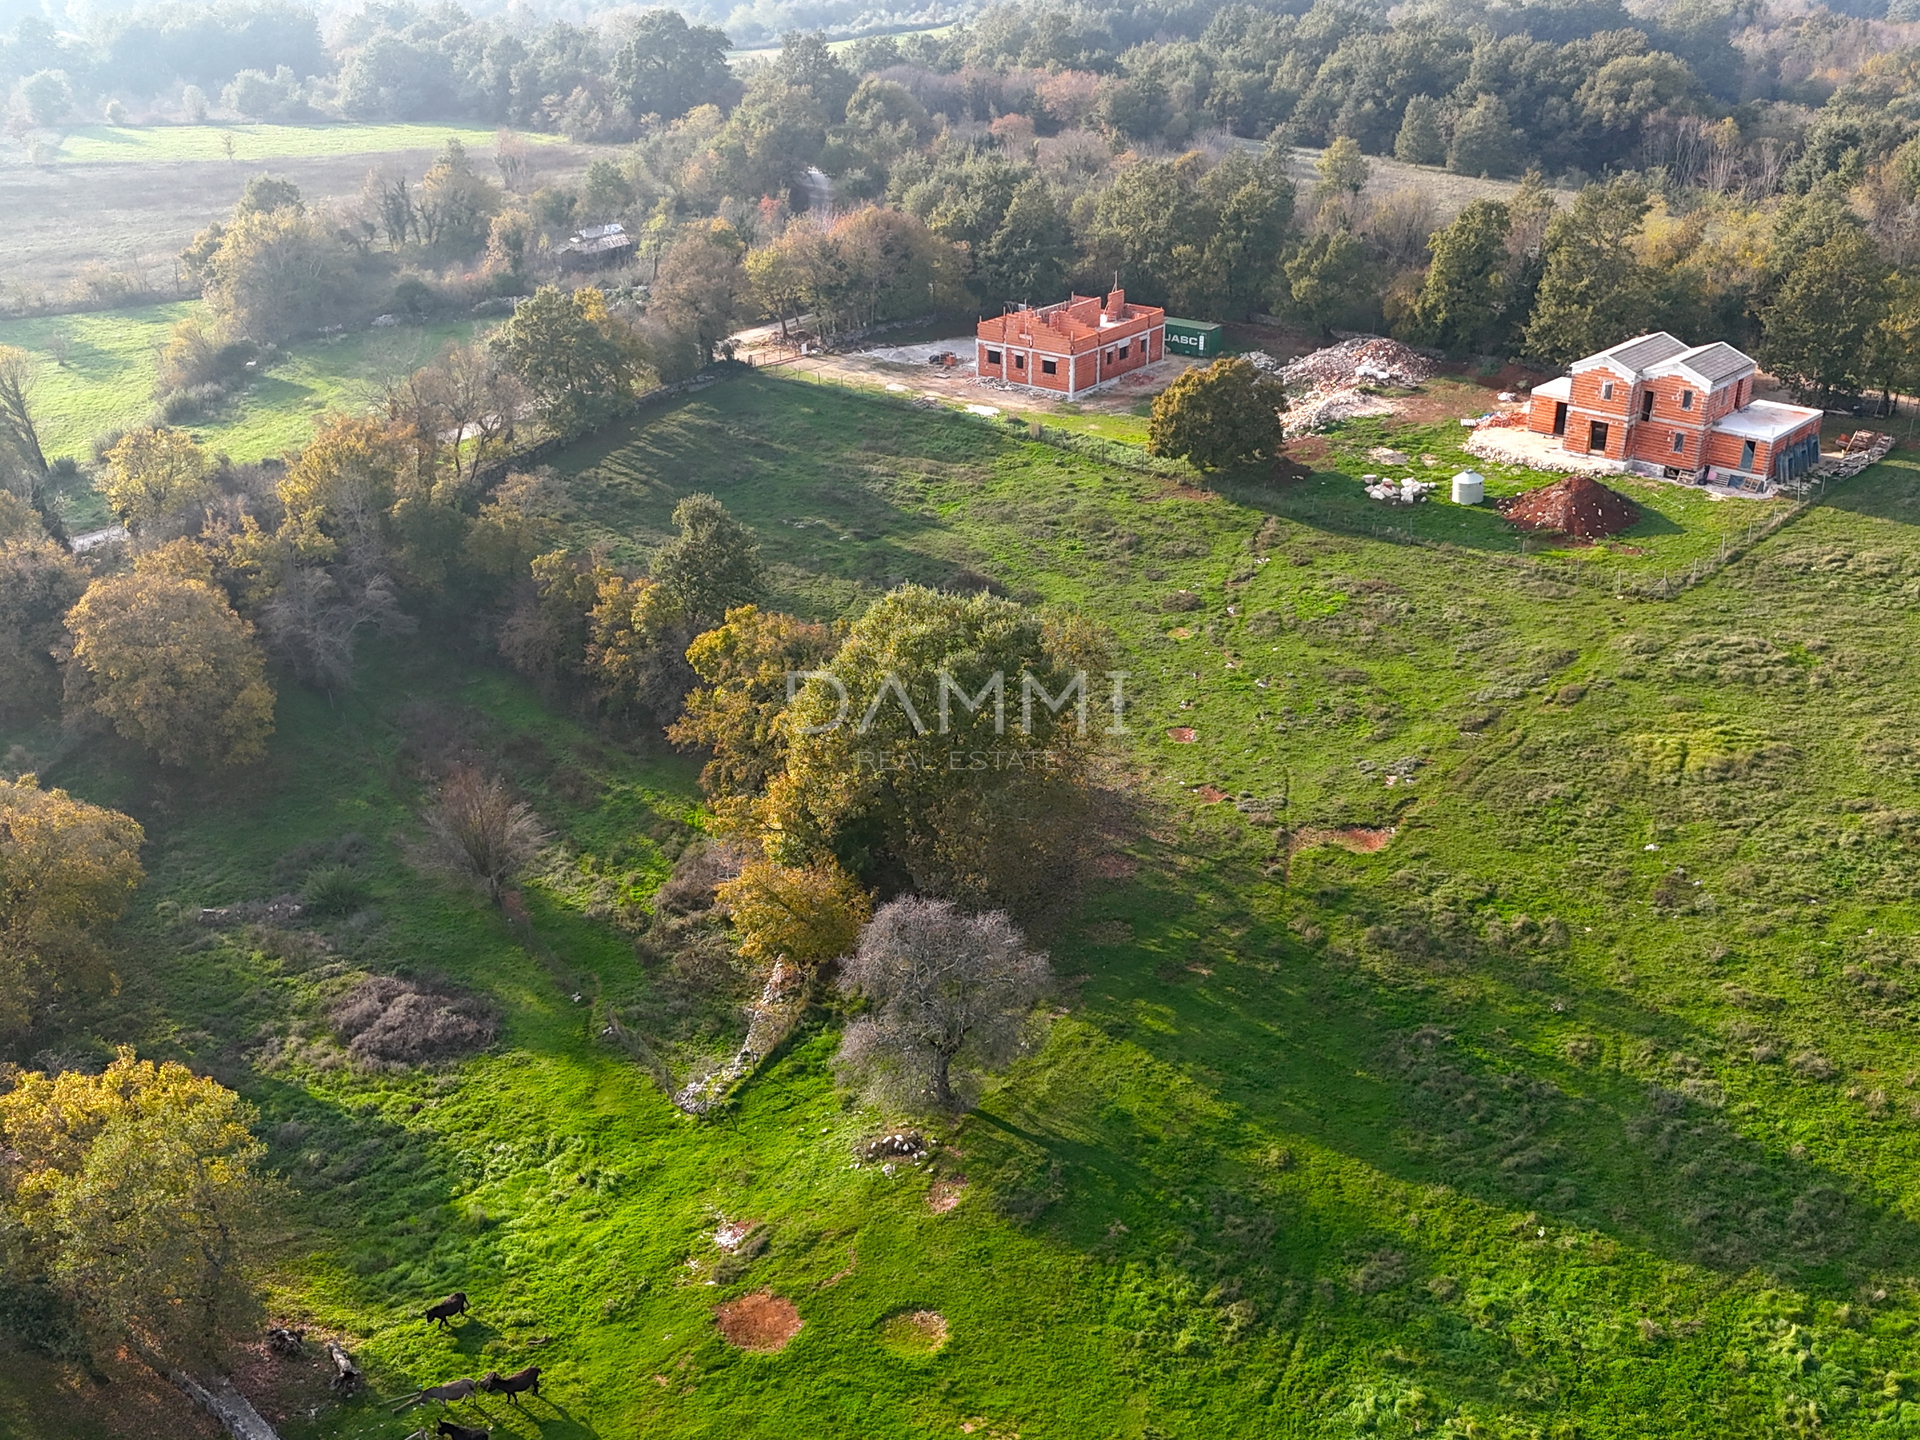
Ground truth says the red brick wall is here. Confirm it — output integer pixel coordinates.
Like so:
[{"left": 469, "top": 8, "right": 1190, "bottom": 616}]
[
  {"left": 1565, "top": 410, "right": 1628, "bottom": 457},
  {"left": 1569, "top": 369, "right": 1632, "bottom": 418},
  {"left": 1702, "top": 418, "right": 1817, "bottom": 476},
  {"left": 1703, "top": 430, "right": 1763, "bottom": 473},
  {"left": 979, "top": 315, "right": 1162, "bottom": 394},
  {"left": 1629, "top": 421, "right": 1708, "bottom": 468},
  {"left": 1527, "top": 394, "right": 1560, "bottom": 434}
]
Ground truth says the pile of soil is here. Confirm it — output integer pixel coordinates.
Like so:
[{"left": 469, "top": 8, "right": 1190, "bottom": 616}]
[
  {"left": 714, "top": 1291, "right": 803, "bottom": 1352},
  {"left": 1497, "top": 474, "right": 1640, "bottom": 538}
]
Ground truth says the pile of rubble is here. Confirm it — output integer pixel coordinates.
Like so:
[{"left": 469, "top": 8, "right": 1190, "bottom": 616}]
[
  {"left": 1278, "top": 337, "right": 1437, "bottom": 438},
  {"left": 858, "top": 1131, "right": 930, "bottom": 1163},
  {"left": 1281, "top": 337, "right": 1436, "bottom": 392},
  {"left": 1363, "top": 475, "right": 1437, "bottom": 505}
]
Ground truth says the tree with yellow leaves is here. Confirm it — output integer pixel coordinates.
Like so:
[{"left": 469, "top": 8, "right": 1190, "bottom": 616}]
[
  {"left": 0, "top": 775, "right": 144, "bottom": 1038},
  {"left": 669, "top": 604, "right": 834, "bottom": 801},
  {"left": 0, "top": 513, "right": 87, "bottom": 718},
  {"left": 717, "top": 857, "right": 870, "bottom": 972},
  {"left": 0, "top": 1049, "right": 273, "bottom": 1368},
  {"left": 65, "top": 572, "right": 275, "bottom": 768},
  {"left": 275, "top": 411, "right": 411, "bottom": 559},
  {"left": 101, "top": 426, "right": 215, "bottom": 536}
]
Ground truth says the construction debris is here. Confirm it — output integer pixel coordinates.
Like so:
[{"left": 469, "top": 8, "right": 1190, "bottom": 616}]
[
  {"left": 1364, "top": 475, "right": 1437, "bottom": 505},
  {"left": 1498, "top": 474, "right": 1640, "bottom": 538},
  {"left": 1820, "top": 431, "right": 1893, "bottom": 477},
  {"left": 1281, "top": 337, "right": 1436, "bottom": 392},
  {"left": 1279, "top": 338, "right": 1436, "bottom": 437}
]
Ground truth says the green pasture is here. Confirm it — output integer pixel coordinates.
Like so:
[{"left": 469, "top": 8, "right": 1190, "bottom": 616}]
[
  {"left": 7, "top": 372, "right": 1920, "bottom": 1437},
  {"left": 0, "top": 304, "right": 482, "bottom": 524},
  {"left": 46, "top": 123, "right": 557, "bottom": 165}
]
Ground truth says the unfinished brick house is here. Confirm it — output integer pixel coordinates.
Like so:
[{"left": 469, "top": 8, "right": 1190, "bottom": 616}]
[
  {"left": 1526, "top": 333, "right": 1824, "bottom": 490},
  {"left": 976, "top": 290, "right": 1166, "bottom": 398}
]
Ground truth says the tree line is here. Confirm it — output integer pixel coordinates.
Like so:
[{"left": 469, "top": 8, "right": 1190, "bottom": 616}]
[{"left": 9, "top": 0, "right": 1918, "bottom": 200}]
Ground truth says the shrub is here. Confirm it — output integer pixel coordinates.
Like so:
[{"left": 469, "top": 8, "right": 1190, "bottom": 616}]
[
  {"left": 422, "top": 766, "right": 548, "bottom": 902},
  {"left": 301, "top": 865, "right": 372, "bottom": 916},
  {"left": 328, "top": 976, "right": 497, "bottom": 1067}
]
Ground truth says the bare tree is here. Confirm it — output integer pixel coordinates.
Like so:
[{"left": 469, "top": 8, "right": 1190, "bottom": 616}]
[
  {"left": 836, "top": 897, "right": 1051, "bottom": 1113},
  {"left": 423, "top": 767, "right": 548, "bottom": 903},
  {"left": 0, "top": 346, "right": 49, "bottom": 478},
  {"left": 260, "top": 563, "right": 412, "bottom": 691}
]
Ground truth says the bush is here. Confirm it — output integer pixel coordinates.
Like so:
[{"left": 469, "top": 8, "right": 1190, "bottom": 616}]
[
  {"left": 328, "top": 976, "right": 497, "bottom": 1067},
  {"left": 301, "top": 865, "right": 372, "bottom": 916},
  {"left": 157, "top": 382, "right": 227, "bottom": 424},
  {"left": 422, "top": 767, "right": 548, "bottom": 902},
  {"left": 391, "top": 276, "right": 439, "bottom": 320}
]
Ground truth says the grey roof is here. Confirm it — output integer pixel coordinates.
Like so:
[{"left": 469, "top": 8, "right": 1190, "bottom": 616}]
[
  {"left": 1663, "top": 341, "right": 1755, "bottom": 385},
  {"left": 1600, "top": 331, "right": 1689, "bottom": 371},
  {"left": 557, "top": 232, "right": 634, "bottom": 255}
]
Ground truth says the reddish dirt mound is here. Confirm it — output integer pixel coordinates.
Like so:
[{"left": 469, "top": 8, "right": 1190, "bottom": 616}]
[
  {"left": 1290, "top": 826, "right": 1395, "bottom": 856},
  {"left": 1167, "top": 727, "right": 1197, "bottom": 743},
  {"left": 714, "top": 1291, "right": 803, "bottom": 1352},
  {"left": 1497, "top": 474, "right": 1639, "bottom": 539}
]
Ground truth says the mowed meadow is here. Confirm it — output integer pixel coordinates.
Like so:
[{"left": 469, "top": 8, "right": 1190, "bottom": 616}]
[{"left": 8, "top": 371, "right": 1920, "bottom": 1437}]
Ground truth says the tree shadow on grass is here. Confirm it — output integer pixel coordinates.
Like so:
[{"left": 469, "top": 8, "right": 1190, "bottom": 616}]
[
  {"left": 998, "top": 841, "right": 1920, "bottom": 1303},
  {"left": 1814, "top": 457, "right": 1920, "bottom": 526}
]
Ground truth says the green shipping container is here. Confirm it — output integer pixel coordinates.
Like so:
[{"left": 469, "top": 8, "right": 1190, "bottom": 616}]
[{"left": 1164, "top": 318, "right": 1224, "bottom": 358}]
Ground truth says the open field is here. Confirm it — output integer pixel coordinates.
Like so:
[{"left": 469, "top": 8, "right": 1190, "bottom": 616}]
[
  {"left": 0, "top": 304, "right": 482, "bottom": 525},
  {"left": 0, "top": 134, "right": 593, "bottom": 303},
  {"left": 1279, "top": 145, "right": 1577, "bottom": 220},
  {"left": 39, "top": 124, "right": 562, "bottom": 166},
  {"left": 6, "top": 372, "right": 1920, "bottom": 1437},
  {"left": 729, "top": 23, "right": 957, "bottom": 64}
]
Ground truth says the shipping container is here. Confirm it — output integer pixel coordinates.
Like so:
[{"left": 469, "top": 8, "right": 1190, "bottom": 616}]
[{"left": 1163, "top": 318, "right": 1224, "bottom": 358}]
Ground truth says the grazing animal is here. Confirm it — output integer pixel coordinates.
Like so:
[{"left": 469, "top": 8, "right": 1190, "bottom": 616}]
[
  {"left": 393, "top": 1377, "right": 478, "bottom": 1412},
  {"left": 326, "top": 1339, "right": 363, "bottom": 1393},
  {"left": 266, "top": 1326, "right": 306, "bottom": 1357},
  {"left": 437, "top": 1423, "right": 489, "bottom": 1440},
  {"left": 423, "top": 1292, "right": 470, "bottom": 1329},
  {"left": 478, "top": 1365, "right": 542, "bottom": 1404}
]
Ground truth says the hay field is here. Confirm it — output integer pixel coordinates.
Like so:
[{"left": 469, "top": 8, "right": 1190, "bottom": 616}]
[{"left": 0, "top": 132, "right": 593, "bottom": 302}]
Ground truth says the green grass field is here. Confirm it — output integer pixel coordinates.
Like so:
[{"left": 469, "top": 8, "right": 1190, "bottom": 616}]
[
  {"left": 7, "top": 372, "right": 1920, "bottom": 1438},
  {"left": 0, "top": 304, "right": 482, "bottom": 525},
  {"left": 47, "top": 123, "right": 558, "bottom": 165}
]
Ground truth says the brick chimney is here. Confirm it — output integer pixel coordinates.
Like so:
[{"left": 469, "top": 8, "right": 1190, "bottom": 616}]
[{"left": 1104, "top": 288, "right": 1126, "bottom": 319}]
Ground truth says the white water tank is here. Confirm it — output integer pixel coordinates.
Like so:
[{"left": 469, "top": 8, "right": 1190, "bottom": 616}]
[{"left": 1451, "top": 470, "right": 1485, "bottom": 505}]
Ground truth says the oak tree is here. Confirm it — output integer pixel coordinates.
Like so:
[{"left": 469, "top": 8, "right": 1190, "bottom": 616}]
[
  {"left": 0, "top": 1050, "right": 271, "bottom": 1367},
  {"left": 65, "top": 572, "right": 276, "bottom": 768},
  {"left": 0, "top": 776, "right": 144, "bottom": 1039},
  {"left": 835, "top": 897, "right": 1050, "bottom": 1112},
  {"left": 1148, "top": 356, "right": 1286, "bottom": 469}
]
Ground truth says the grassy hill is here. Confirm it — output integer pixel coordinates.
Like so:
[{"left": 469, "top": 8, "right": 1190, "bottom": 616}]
[{"left": 5, "top": 372, "right": 1920, "bottom": 1438}]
